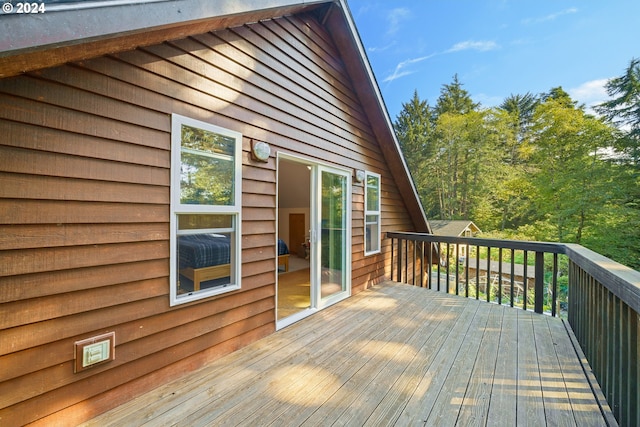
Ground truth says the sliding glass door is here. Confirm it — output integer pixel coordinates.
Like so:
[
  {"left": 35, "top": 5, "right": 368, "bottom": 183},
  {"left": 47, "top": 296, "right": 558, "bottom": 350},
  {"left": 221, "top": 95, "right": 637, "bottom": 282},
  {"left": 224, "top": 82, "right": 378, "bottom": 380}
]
[{"left": 315, "top": 166, "right": 350, "bottom": 307}]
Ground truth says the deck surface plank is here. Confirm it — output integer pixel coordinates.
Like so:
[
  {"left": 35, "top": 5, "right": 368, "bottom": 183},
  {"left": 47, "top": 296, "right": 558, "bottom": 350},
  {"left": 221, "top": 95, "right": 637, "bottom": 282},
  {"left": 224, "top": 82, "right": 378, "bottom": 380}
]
[
  {"left": 455, "top": 303, "right": 504, "bottom": 426},
  {"left": 485, "top": 307, "right": 518, "bottom": 426},
  {"left": 423, "top": 302, "right": 492, "bottom": 426},
  {"left": 83, "top": 282, "right": 614, "bottom": 427},
  {"left": 516, "top": 310, "right": 547, "bottom": 426},
  {"left": 533, "top": 314, "right": 576, "bottom": 427},
  {"left": 361, "top": 294, "right": 468, "bottom": 426}
]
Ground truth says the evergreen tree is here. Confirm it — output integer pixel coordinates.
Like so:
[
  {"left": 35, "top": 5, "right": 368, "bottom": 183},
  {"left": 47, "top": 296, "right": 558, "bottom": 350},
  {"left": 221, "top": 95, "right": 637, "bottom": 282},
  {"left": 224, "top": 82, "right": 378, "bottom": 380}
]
[
  {"left": 394, "top": 90, "right": 435, "bottom": 214},
  {"left": 434, "top": 74, "right": 480, "bottom": 116},
  {"left": 596, "top": 57, "right": 640, "bottom": 166},
  {"left": 499, "top": 92, "right": 539, "bottom": 148},
  {"left": 542, "top": 86, "right": 579, "bottom": 109}
]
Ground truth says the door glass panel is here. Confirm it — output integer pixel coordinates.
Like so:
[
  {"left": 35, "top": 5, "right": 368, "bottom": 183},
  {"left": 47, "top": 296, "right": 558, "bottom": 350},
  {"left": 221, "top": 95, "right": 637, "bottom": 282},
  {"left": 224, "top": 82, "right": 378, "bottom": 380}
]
[{"left": 320, "top": 170, "right": 347, "bottom": 299}]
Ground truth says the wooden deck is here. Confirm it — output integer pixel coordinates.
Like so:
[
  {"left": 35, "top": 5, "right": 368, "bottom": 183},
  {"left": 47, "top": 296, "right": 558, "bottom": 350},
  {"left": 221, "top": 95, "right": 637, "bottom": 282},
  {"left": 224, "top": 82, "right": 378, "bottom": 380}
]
[{"left": 84, "top": 282, "right": 614, "bottom": 426}]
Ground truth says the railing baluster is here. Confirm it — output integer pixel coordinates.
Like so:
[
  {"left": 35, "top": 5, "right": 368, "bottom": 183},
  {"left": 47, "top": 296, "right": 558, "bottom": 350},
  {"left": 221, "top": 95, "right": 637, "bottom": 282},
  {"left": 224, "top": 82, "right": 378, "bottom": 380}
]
[
  {"left": 420, "top": 241, "right": 425, "bottom": 287},
  {"left": 523, "top": 250, "right": 528, "bottom": 311},
  {"left": 445, "top": 242, "right": 450, "bottom": 293},
  {"left": 552, "top": 253, "right": 558, "bottom": 316},
  {"left": 455, "top": 244, "right": 460, "bottom": 295},
  {"left": 427, "top": 242, "right": 433, "bottom": 289},
  {"left": 415, "top": 241, "right": 419, "bottom": 287},
  {"left": 475, "top": 247, "right": 480, "bottom": 300},
  {"left": 390, "top": 237, "right": 395, "bottom": 282},
  {"left": 465, "top": 243, "right": 470, "bottom": 298},
  {"left": 396, "top": 237, "right": 402, "bottom": 283},
  {"left": 534, "top": 251, "right": 544, "bottom": 314},
  {"left": 436, "top": 244, "right": 443, "bottom": 291},
  {"left": 486, "top": 246, "right": 491, "bottom": 303},
  {"left": 404, "top": 239, "right": 408, "bottom": 284},
  {"left": 510, "top": 249, "right": 515, "bottom": 307},
  {"left": 498, "top": 247, "right": 503, "bottom": 306}
]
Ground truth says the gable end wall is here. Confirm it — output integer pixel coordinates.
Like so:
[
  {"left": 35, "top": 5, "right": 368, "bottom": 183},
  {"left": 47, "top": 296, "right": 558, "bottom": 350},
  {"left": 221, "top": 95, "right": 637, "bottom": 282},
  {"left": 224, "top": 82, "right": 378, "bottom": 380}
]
[{"left": 0, "top": 13, "right": 416, "bottom": 425}]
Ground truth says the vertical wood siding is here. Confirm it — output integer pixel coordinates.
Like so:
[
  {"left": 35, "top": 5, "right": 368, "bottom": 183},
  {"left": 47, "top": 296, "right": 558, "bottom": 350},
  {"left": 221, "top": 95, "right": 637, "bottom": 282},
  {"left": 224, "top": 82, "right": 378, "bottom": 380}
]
[{"left": 0, "top": 13, "right": 416, "bottom": 425}]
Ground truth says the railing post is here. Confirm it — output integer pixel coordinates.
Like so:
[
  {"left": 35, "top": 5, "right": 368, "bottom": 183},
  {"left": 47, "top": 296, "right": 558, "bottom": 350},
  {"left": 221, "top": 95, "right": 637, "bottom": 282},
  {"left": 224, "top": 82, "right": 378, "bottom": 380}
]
[{"left": 534, "top": 251, "right": 544, "bottom": 313}]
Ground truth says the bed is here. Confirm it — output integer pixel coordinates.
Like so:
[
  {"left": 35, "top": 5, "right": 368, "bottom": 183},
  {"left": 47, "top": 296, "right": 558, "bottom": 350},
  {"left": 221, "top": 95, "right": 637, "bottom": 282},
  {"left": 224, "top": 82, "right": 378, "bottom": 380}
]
[{"left": 178, "top": 234, "right": 290, "bottom": 292}]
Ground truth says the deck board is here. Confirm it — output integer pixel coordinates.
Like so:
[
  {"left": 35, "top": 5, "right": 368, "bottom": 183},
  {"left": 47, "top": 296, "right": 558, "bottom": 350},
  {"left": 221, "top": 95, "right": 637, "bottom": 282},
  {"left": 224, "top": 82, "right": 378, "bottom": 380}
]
[
  {"left": 486, "top": 308, "right": 518, "bottom": 426},
  {"left": 83, "top": 282, "right": 614, "bottom": 427}
]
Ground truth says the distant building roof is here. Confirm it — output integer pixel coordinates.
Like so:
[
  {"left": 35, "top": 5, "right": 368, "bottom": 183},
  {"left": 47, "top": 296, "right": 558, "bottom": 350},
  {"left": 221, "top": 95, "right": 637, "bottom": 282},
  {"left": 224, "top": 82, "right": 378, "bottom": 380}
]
[{"left": 429, "top": 220, "right": 481, "bottom": 237}]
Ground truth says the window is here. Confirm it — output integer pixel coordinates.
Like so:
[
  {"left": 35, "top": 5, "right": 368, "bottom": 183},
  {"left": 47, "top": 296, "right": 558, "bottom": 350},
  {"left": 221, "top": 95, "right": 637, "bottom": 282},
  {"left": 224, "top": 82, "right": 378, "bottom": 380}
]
[
  {"left": 170, "top": 115, "right": 242, "bottom": 305},
  {"left": 364, "top": 171, "right": 381, "bottom": 255}
]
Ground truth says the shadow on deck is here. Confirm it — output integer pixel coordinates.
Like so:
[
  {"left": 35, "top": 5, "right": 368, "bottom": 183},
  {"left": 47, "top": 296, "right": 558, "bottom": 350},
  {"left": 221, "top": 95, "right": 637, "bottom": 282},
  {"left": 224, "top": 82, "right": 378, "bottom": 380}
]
[{"left": 83, "top": 282, "right": 614, "bottom": 426}]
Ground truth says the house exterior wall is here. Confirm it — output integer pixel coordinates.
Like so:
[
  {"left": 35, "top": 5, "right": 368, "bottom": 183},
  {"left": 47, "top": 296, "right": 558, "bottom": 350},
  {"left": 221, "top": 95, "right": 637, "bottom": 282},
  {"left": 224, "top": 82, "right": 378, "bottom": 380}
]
[{"left": 0, "top": 13, "right": 416, "bottom": 425}]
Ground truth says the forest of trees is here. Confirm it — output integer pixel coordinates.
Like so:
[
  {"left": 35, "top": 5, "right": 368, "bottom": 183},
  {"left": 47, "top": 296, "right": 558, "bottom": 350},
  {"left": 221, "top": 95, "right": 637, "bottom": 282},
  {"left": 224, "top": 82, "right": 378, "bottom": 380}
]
[{"left": 394, "top": 59, "right": 640, "bottom": 270}]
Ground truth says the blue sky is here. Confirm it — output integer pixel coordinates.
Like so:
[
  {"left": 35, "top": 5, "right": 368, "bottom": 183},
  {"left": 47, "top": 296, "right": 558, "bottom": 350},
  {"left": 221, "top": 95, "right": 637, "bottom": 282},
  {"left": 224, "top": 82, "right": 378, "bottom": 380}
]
[{"left": 346, "top": 0, "right": 640, "bottom": 119}]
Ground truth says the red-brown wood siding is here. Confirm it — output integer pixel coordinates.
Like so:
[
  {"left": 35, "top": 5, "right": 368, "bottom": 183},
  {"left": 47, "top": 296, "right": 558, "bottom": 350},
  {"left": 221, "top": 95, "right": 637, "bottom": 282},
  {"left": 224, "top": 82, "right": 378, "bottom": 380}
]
[{"left": 0, "top": 13, "right": 417, "bottom": 425}]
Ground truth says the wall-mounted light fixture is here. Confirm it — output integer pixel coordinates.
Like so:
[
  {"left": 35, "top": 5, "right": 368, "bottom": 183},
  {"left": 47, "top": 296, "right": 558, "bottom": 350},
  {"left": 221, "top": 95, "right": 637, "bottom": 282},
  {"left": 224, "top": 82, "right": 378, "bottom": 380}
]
[
  {"left": 251, "top": 139, "right": 270, "bottom": 162},
  {"left": 354, "top": 169, "right": 366, "bottom": 183}
]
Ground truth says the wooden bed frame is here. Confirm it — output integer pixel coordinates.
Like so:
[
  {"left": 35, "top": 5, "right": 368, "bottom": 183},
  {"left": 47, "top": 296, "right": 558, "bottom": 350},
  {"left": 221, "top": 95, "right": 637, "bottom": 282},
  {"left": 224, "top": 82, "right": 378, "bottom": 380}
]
[{"left": 180, "top": 254, "right": 289, "bottom": 291}]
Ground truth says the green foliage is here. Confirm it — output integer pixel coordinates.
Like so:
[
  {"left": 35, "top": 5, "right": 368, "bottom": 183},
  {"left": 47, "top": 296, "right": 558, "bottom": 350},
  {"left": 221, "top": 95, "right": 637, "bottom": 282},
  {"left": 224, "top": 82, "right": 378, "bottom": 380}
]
[
  {"left": 180, "top": 125, "right": 235, "bottom": 206},
  {"left": 434, "top": 74, "right": 480, "bottom": 116},
  {"left": 394, "top": 65, "right": 640, "bottom": 271},
  {"left": 394, "top": 90, "right": 435, "bottom": 208},
  {"left": 597, "top": 58, "right": 640, "bottom": 142}
]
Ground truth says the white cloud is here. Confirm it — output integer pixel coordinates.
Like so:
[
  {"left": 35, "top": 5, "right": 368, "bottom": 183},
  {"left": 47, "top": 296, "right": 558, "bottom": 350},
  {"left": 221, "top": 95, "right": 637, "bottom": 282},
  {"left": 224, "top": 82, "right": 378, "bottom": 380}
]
[
  {"left": 368, "top": 42, "right": 396, "bottom": 53},
  {"left": 568, "top": 78, "right": 609, "bottom": 113},
  {"left": 383, "top": 54, "right": 434, "bottom": 83},
  {"left": 446, "top": 40, "right": 499, "bottom": 53},
  {"left": 522, "top": 8, "right": 578, "bottom": 25},
  {"left": 382, "top": 39, "right": 498, "bottom": 84},
  {"left": 386, "top": 7, "right": 411, "bottom": 36},
  {"left": 383, "top": 70, "right": 416, "bottom": 83},
  {"left": 474, "top": 93, "right": 504, "bottom": 108}
]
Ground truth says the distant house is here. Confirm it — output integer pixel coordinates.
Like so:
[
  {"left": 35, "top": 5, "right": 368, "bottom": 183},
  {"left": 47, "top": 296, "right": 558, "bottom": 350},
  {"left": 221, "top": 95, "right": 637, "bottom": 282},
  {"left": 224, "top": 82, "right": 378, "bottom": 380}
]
[
  {"left": 0, "top": 0, "right": 431, "bottom": 424},
  {"left": 429, "top": 220, "right": 481, "bottom": 260},
  {"left": 429, "top": 220, "right": 481, "bottom": 238}
]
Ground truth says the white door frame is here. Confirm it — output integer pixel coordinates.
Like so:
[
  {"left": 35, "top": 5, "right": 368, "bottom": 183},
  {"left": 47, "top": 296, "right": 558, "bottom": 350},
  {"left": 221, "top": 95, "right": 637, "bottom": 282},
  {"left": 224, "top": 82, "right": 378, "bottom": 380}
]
[{"left": 276, "top": 153, "right": 351, "bottom": 330}]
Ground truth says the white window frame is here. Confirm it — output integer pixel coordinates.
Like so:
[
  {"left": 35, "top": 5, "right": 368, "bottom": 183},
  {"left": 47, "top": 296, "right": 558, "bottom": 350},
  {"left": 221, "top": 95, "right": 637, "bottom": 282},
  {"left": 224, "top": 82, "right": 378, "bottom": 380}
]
[
  {"left": 169, "top": 114, "right": 242, "bottom": 306},
  {"left": 364, "top": 171, "right": 381, "bottom": 256}
]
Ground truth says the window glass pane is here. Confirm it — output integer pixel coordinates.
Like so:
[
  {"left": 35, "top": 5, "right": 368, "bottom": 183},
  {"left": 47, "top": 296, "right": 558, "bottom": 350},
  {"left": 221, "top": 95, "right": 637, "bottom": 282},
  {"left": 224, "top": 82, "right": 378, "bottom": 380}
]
[
  {"left": 178, "top": 214, "right": 233, "bottom": 230},
  {"left": 176, "top": 214, "right": 236, "bottom": 297},
  {"left": 321, "top": 170, "right": 348, "bottom": 298},
  {"left": 366, "top": 175, "right": 379, "bottom": 211},
  {"left": 365, "top": 215, "right": 380, "bottom": 253},
  {"left": 180, "top": 124, "right": 235, "bottom": 206}
]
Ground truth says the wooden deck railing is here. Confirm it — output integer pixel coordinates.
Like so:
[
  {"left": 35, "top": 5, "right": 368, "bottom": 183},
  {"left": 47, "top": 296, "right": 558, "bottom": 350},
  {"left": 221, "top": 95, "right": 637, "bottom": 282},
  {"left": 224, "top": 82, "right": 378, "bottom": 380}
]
[{"left": 388, "top": 231, "right": 640, "bottom": 427}]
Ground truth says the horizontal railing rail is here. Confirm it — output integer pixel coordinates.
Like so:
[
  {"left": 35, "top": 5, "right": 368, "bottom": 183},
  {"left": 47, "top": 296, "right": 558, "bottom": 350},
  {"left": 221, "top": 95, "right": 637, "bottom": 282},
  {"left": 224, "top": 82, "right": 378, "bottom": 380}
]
[{"left": 387, "top": 231, "right": 639, "bottom": 427}]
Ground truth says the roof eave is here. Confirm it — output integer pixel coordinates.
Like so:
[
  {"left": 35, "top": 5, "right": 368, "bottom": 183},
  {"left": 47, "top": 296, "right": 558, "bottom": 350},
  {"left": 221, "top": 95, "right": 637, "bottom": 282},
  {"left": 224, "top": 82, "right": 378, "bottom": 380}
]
[{"left": 0, "top": 0, "right": 327, "bottom": 78}]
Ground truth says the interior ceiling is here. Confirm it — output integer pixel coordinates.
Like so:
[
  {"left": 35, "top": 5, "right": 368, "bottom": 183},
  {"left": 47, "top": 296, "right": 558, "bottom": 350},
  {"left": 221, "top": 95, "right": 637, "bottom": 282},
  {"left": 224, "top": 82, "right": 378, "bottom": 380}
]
[{"left": 278, "top": 160, "right": 310, "bottom": 209}]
